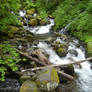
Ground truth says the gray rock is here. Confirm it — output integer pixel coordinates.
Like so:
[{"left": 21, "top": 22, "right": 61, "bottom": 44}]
[
  {"left": 68, "top": 49, "right": 78, "bottom": 56},
  {"left": 0, "top": 79, "right": 20, "bottom": 92}
]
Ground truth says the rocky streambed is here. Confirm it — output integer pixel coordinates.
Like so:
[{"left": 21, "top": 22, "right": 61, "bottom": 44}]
[{"left": 0, "top": 10, "right": 92, "bottom": 92}]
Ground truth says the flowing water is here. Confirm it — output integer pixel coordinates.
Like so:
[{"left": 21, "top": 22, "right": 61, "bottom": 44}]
[
  {"left": 24, "top": 16, "right": 92, "bottom": 92},
  {"left": 1, "top": 11, "right": 91, "bottom": 92}
]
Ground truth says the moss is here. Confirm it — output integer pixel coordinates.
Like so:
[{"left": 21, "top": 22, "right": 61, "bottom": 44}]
[
  {"left": 7, "top": 26, "right": 20, "bottom": 35},
  {"left": 36, "top": 68, "right": 59, "bottom": 91},
  {"left": 27, "top": 8, "right": 36, "bottom": 15},
  {"left": 86, "top": 41, "right": 92, "bottom": 56},
  {"left": 36, "top": 15, "right": 42, "bottom": 20},
  {"left": 40, "top": 19, "right": 47, "bottom": 25},
  {"left": 75, "top": 33, "right": 92, "bottom": 57},
  {"left": 57, "top": 48, "right": 64, "bottom": 54},
  {"left": 20, "top": 75, "right": 31, "bottom": 83},
  {"left": 20, "top": 80, "right": 39, "bottom": 92},
  {"left": 29, "top": 18, "right": 38, "bottom": 26}
]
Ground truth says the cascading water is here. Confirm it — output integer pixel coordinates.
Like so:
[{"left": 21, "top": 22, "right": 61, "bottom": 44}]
[
  {"left": 24, "top": 19, "right": 54, "bottom": 34},
  {"left": 36, "top": 21, "right": 92, "bottom": 92},
  {"left": 37, "top": 38, "right": 92, "bottom": 92},
  {"left": 19, "top": 11, "right": 92, "bottom": 92}
]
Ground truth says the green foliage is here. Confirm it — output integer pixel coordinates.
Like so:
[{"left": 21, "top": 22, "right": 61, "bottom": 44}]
[
  {"left": 20, "top": 0, "right": 36, "bottom": 9},
  {"left": 0, "top": 0, "right": 21, "bottom": 33},
  {"left": 0, "top": 42, "right": 21, "bottom": 81},
  {"left": 39, "top": 11, "right": 48, "bottom": 19},
  {"left": 52, "top": 0, "right": 88, "bottom": 30}
]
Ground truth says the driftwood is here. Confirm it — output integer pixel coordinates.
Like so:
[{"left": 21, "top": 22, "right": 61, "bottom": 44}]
[
  {"left": 33, "top": 49, "right": 50, "bottom": 65},
  {"left": 16, "top": 49, "right": 92, "bottom": 80},
  {"left": 21, "top": 57, "right": 92, "bottom": 72},
  {"left": 16, "top": 49, "right": 47, "bottom": 66}
]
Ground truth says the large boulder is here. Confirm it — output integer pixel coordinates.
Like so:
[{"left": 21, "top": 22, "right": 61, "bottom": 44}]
[
  {"left": 0, "top": 79, "right": 20, "bottom": 92},
  {"left": 36, "top": 68, "right": 59, "bottom": 91},
  {"left": 20, "top": 80, "right": 39, "bottom": 92},
  {"left": 53, "top": 41, "right": 68, "bottom": 57}
]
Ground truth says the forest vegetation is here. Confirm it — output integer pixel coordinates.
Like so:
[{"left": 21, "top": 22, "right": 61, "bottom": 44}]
[{"left": 0, "top": 0, "right": 92, "bottom": 82}]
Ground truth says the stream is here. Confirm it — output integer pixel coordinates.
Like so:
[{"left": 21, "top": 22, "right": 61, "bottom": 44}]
[
  {"left": 23, "top": 15, "right": 92, "bottom": 92},
  {"left": 0, "top": 11, "right": 92, "bottom": 92}
]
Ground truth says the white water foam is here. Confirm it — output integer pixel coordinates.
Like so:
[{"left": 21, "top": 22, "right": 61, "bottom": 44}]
[
  {"left": 24, "top": 19, "right": 54, "bottom": 34},
  {"left": 37, "top": 39, "right": 92, "bottom": 92}
]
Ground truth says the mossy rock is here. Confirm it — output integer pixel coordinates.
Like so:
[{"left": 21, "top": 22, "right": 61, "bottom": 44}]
[
  {"left": 29, "top": 18, "right": 38, "bottom": 26},
  {"left": 36, "top": 15, "right": 42, "bottom": 20},
  {"left": 27, "top": 8, "right": 36, "bottom": 15},
  {"left": 40, "top": 19, "right": 47, "bottom": 25},
  {"left": 54, "top": 43, "right": 68, "bottom": 57},
  {"left": 16, "top": 21, "right": 23, "bottom": 27},
  {"left": 20, "top": 75, "right": 31, "bottom": 83},
  {"left": 57, "top": 48, "right": 65, "bottom": 54},
  {"left": 86, "top": 42, "right": 92, "bottom": 56},
  {"left": 7, "top": 26, "right": 20, "bottom": 35},
  {"left": 36, "top": 68, "right": 59, "bottom": 91},
  {"left": 20, "top": 80, "right": 39, "bottom": 92}
]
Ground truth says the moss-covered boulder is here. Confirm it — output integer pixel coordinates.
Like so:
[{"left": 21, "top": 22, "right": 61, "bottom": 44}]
[
  {"left": 53, "top": 41, "right": 68, "bottom": 57},
  {"left": 29, "top": 18, "right": 38, "bottom": 26},
  {"left": 27, "top": 8, "right": 36, "bottom": 15},
  {"left": 36, "top": 68, "right": 59, "bottom": 91},
  {"left": 20, "top": 80, "right": 39, "bottom": 92}
]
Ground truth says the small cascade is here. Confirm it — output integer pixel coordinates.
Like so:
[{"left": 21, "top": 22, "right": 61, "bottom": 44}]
[
  {"left": 19, "top": 10, "right": 26, "bottom": 17},
  {"left": 37, "top": 38, "right": 92, "bottom": 92},
  {"left": 24, "top": 19, "right": 54, "bottom": 34},
  {"left": 17, "top": 12, "right": 92, "bottom": 92}
]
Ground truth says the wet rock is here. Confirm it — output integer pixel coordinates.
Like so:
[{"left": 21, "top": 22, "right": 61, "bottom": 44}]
[
  {"left": 59, "top": 65, "right": 74, "bottom": 83},
  {"left": 36, "top": 68, "right": 59, "bottom": 91},
  {"left": 68, "top": 49, "right": 78, "bottom": 56},
  {"left": 20, "top": 80, "right": 39, "bottom": 92},
  {"left": 45, "top": 37, "right": 56, "bottom": 44},
  {"left": 0, "top": 79, "right": 20, "bottom": 92},
  {"left": 56, "top": 81, "right": 75, "bottom": 92},
  {"left": 27, "top": 8, "right": 36, "bottom": 15},
  {"left": 53, "top": 41, "right": 68, "bottom": 57},
  {"left": 25, "top": 14, "right": 33, "bottom": 20},
  {"left": 29, "top": 18, "right": 38, "bottom": 26},
  {"left": 54, "top": 32, "right": 67, "bottom": 41},
  {"left": 20, "top": 75, "right": 31, "bottom": 83},
  {"left": 63, "top": 65, "right": 74, "bottom": 75}
]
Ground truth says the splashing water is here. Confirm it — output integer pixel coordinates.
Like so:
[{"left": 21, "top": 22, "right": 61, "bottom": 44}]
[{"left": 37, "top": 38, "right": 92, "bottom": 92}]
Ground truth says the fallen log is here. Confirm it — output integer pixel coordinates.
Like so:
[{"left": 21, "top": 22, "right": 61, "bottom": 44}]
[
  {"left": 16, "top": 49, "right": 47, "bottom": 66},
  {"left": 21, "top": 57, "right": 92, "bottom": 72},
  {"left": 16, "top": 49, "right": 83, "bottom": 80},
  {"left": 16, "top": 49, "right": 92, "bottom": 80},
  {"left": 57, "top": 70, "right": 74, "bottom": 80}
]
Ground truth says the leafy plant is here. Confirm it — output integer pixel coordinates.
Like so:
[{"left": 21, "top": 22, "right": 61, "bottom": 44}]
[{"left": 0, "top": 42, "right": 21, "bottom": 81}]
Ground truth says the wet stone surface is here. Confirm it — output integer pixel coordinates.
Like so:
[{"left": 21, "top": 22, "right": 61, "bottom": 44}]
[{"left": 0, "top": 79, "right": 20, "bottom": 92}]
